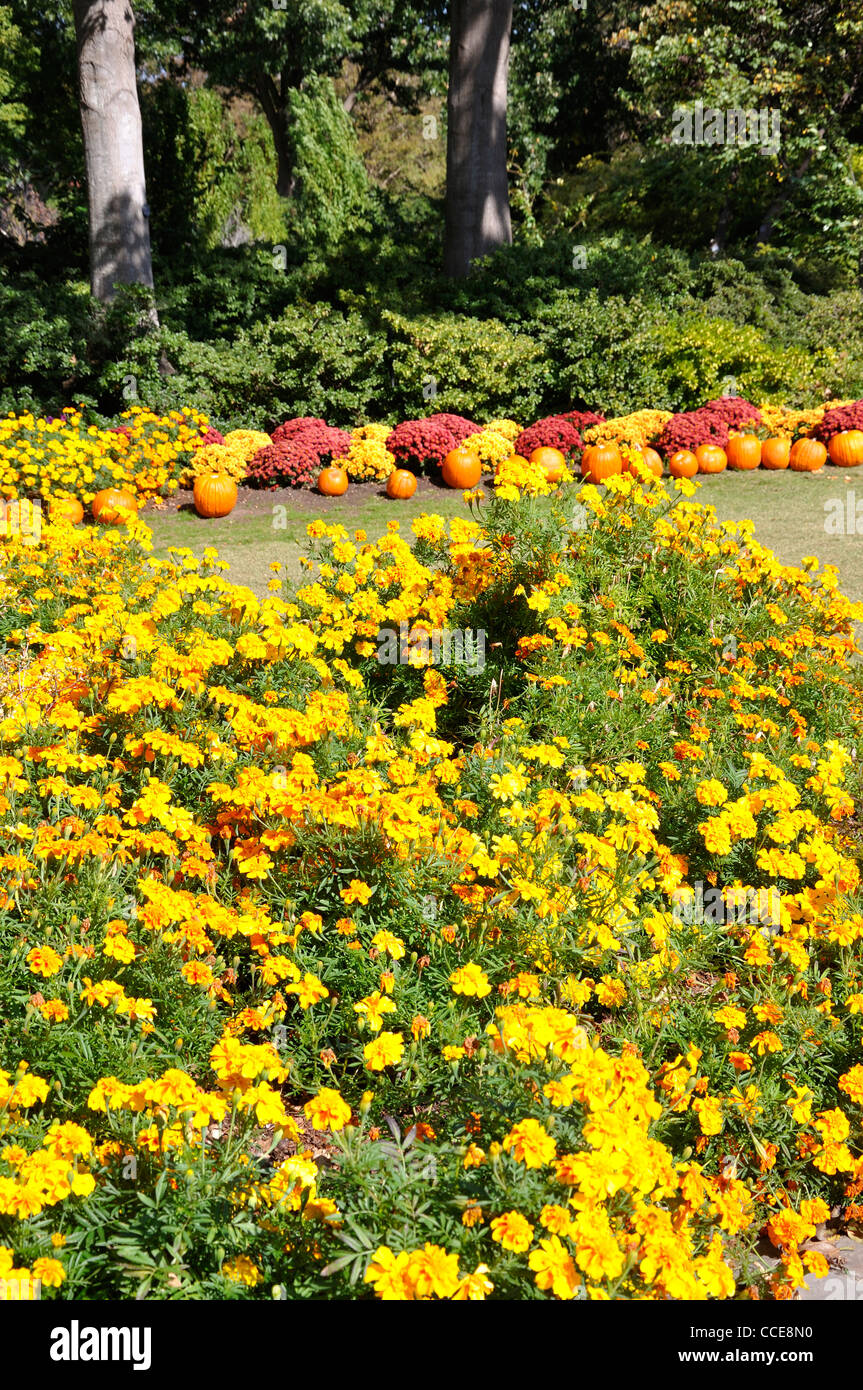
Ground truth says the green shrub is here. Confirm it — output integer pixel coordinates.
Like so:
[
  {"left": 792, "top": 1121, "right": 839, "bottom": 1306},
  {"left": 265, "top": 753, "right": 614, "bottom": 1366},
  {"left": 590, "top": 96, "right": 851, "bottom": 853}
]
[{"left": 384, "top": 309, "right": 546, "bottom": 420}]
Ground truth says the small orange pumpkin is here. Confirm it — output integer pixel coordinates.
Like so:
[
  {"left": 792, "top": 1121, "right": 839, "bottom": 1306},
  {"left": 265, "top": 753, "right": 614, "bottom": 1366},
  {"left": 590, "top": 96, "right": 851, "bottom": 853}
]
[
  {"left": 441, "top": 447, "right": 482, "bottom": 489},
  {"left": 695, "top": 444, "right": 728, "bottom": 474},
  {"left": 726, "top": 434, "right": 762, "bottom": 470},
  {"left": 92, "top": 487, "right": 138, "bottom": 524},
  {"left": 193, "top": 473, "right": 238, "bottom": 518},
  {"left": 317, "top": 466, "right": 349, "bottom": 496},
  {"left": 668, "top": 450, "right": 698, "bottom": 479},
  {"left": 828, "top": 430, "right": 863, "bottom": 468},
  {"left": 386, "top": 469, "right": 418, "bottom": 499},
  {"left": 50, "top": 497, "right": 84, "bottom": 524},
  {"left": 760, "top": 438, "right": 791, "bottom": 470},
  {"left": 530, "top": 445, "right": 567, "bottom": 482},
  {"left": 789, "top": 438, "right": 827, "bottom": 473},
  {"left": 581, "top": 442, "right": 623, "bottom": 484}
]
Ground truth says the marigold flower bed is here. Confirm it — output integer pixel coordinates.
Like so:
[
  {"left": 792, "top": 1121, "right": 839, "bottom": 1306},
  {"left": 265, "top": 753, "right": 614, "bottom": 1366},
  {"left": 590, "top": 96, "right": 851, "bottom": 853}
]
[{"left": 1, "top": 462, "right": 863, "bottom": 1301}]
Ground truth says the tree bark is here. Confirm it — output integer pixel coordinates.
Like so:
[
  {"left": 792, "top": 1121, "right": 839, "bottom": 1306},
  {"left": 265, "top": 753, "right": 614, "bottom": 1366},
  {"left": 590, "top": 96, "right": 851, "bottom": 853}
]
[
  {"left": 256, "top": 71, "right": 296, "bottom": 198},
  {"left": 73, "top": 0, "right": 155, "bottom": 303},
  {"left": 444, "top": 0, "right": 513, "bottom": 279}
]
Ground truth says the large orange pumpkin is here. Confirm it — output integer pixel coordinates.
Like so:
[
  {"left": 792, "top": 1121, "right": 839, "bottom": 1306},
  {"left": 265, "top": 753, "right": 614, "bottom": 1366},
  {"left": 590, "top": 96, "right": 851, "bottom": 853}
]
[
  {"left": 386, "top": 469, "right": 418, "bottom": 499},
  {"left": 668, "top": 450, "right": 698, "bottom": 479},
  {"left": 726, "top": 434, "right": 762, "bottom": 470},
  {"left": 760, "top": 438, "right": 791, "bottom": 470},
  {"left": 441, "top": 447, "right": 482, "bottom": 489},
  {"left": 530, "top": 446, "right": 567, "bottom": 482},
  {"left": 695, "top": 444, "right": 728, "bottom": 474},
  {"left": 828, "top": 430, "right": 863, "bottom": 468},
  {"left": 193, "top": 473, "right": 238, "bottom": 518},
  {"left": 50, "top": 497, "right": 84, "bottom": 524},
  {"left": 317, "top": 466, "right": 349, "bottom": 496},
  {"left": 789, "top": 438, "right": 827, "bottom": 473},
  {"left": 581, "top": 442, "right": 623, "bottom": 484},
  {"left": 92, "top": 488, "right": 138, "bottom": 524}
]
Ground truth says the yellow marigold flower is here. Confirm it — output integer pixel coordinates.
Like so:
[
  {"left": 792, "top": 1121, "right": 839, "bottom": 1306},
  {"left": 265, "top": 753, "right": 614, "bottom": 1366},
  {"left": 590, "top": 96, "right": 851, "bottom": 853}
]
[
  {"left": 540, "top": 1204, "right": 574, "bottom": 1236},
  {"left": 354, "top": 991, "right": 397, "bottom": 1032},
  {"left": 692, "top": 1095, "right": 724, "bottom": 1136},
  {"left": 340, "top": 879, "right": 373, "bottom": 906},
  {"left": 411, "top": 1014, "right": 431, "bottom": 1040},
  {"left": 31, "top": 1256, "right": 66, "bottom": 1287},
  {"left": 363, "top": 1031, "right": 404, "bottom": 1071},
  {"left": 406, "top": 1244, "right": 461, "bottom": 1300},
  {"left": 786, "top": 1085, "right": 814, "bottom": 1124},
  {"left": 26, "top": 946, "right": 63, "bottom": 978},
  {"left": 370, "top": 930, "right": 404, "bottom": 960},
  {"left": 815, "top": 1108, "right": 850, "bottom": 1143},
  {"left": 714, "top": 1004, "right": 747, "bottom": 1031},
  {"left": 181, "top": 960, "right": 214, "bottom": 986},
  {"left": 695, "top": 779, "right": 729, "bottom": 807},
  {"left": 221, "top": 1255, "right": 263, "bottom": 1286},
  {"left": 304, "top": 1086, "right": 352, "bottom": 1132},
  {"left": 839, "top": 1065, "right": 863, "bottom": 1105},
  {"left": 285, "top": 972, "right": 329, "bottom": 1010},
  {"left": 502, "top": 1118, "right": 557, "bottom": 1168},
  {"left": 595, "top": 975, "right": 625, "bottom": 1007},
  {"left": 38, "top": 999, "right": 69, "bottom": 1023},
  {"left": 452, "top": 1264, "right": 494, "bottom": 1300},
  {"left": 449, "top": 962, "right": 491, "bottom": 999},
  {"left": 103, "top": 935, "right": 135, "bottom": 964},
  {"left": 528, "top": 1235, "right": 580, "bottom": 1300},
  {"left": 490, "top": 1210, "right": 534, "bottom": 1252},
  {"left": 364, "top": 1246, "right": 413, "bottom": 1300}
]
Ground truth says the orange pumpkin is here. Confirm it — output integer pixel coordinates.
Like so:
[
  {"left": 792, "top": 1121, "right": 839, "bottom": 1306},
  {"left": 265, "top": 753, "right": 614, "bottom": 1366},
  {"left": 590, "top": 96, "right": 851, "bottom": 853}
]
[
  {"left": 92, "top": 488, "right": 138, "bottom": 525},
  {"left": 317, "top": 466, "right": 349, "bottom": 496},
  {"left": 441, "top": 447, "right": 482, "bottom": 489},
  {"left": 695, "top": 444, "right": 728, "bottom": 474},
  {"left": 530, "top": 446, "right": 567, "bottom": 482},
  {"left": 726, "top": 434, "right": 762, "bottom": 470},
  {"left": 193, "top": 473, "right": 238, "bottom": 518},
  {"left": 668, "top": 449, "right": 698, "bottom": 479},
  {"left": 789, "top": 438, "right": 827, "bottom": 473},
  {"left": 627, "top": 446, "right": 663, "bottom": 478},
  {"left": 760, "top": 438, "right": 791, "bottom": 471},
  {"left": 50, "top": 497, "right": 84, "bottom": 524},
  {"left": 386, "top": 469, "right": 418, "bottom": 499},
  {"left": 580, "top": 442, "right": 623, "bottom": 484},
  {"left": 828, "top": 430, "right": 863, "bottom": 468}
]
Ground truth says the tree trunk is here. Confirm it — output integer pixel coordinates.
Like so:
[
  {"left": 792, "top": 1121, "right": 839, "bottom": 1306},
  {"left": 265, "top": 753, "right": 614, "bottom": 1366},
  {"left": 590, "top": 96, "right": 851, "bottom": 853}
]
[
  {"left": 73, "top": 0, "right": 155, "bottom": 303},
  {"left": 444, "top": 0, "right": 513, "bottom": 279},
  {"left": 256, "top": 72, "right": 296, "bottom": 198}
]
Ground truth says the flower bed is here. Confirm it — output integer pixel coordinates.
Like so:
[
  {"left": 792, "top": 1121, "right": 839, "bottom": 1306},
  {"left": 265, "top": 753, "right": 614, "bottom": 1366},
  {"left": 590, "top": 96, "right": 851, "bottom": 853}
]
[
  {"left": 4, "top": 396, "right": 863, "bottom": 513},
  {"left": 0, "top": 469, "right": 862, "bottom": 1301},
  {"left": 0, "top": 406, "right": 210, "bottom": 506}
]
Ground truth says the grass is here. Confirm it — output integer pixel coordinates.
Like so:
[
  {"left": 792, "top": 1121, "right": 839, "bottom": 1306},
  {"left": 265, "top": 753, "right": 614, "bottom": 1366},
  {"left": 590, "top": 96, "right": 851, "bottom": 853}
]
[{"left": 141, "top": 467, "right": 863, "bottom": 603}]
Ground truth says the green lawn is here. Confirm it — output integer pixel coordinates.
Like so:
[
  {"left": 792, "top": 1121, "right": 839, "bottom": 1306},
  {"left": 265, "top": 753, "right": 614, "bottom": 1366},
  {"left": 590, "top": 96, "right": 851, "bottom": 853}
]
[{"left": 142, "top": 468, "right": 863, "bottom": 604}]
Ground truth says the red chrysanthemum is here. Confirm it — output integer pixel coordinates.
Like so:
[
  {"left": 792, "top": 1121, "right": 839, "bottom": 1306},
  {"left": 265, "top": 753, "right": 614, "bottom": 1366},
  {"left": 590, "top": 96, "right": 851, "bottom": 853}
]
[
  {"left": 700, "top": 398, "right": 763, "bottom": 429},
  {"left": 386, "top": 415, "right": 480, "bottom": 471},
  {"left": 270, "top": 417, "right": 330, "bottom": 445},
  {"left": 194, "top": 426, "right": 226, "bottom": 448},
  {"left": 514, "top": 413, "right": 602, "bottom": 461},
  {"left": 246, "top": 424, "right": 352, "bottom": 489},
  {"left": 810, "top": 400, "right": 863, "bottom": 443}
]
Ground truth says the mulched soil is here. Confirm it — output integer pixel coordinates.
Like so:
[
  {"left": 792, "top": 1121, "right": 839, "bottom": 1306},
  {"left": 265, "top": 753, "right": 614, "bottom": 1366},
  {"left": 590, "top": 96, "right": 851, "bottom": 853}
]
[{"left": 140, "top": 475, "right": 489, "bottom": 524}]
